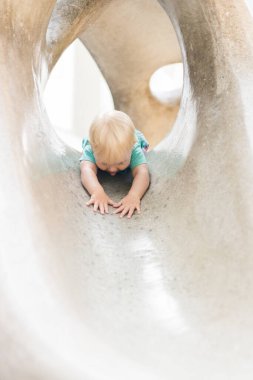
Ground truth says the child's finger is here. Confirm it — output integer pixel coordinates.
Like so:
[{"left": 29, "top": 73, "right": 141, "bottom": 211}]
[
  {"left": 86, "top": 198, "right": 94, "bottom": 206},
  {"left": 94, "top": 201, "right": 99, "bottom": 212},
  {"left": 120, "top": 207, "right": 130, "bottom": 218},
  {"left": 136, "top": 205, "right": 141, "bottom": 213},
  {"left": 127, "top": 207, "right": 135, "bottom": 218},
  {"left": 104, "top": 203, "right": 109, "bottom": 214},
  {"left": 113, "top": 200, "right": 122, "bottom": 208},
  {"left": 108, "top": 199, "right": 117, "bottom": 206},
  {"left": 99, "top": 203, "right": 105, "bottom": 214},
  {"left": 113, "top": 205, "right": 124, "bottom": 214}
]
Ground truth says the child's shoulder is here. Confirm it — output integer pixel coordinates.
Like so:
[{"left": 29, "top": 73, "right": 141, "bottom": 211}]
[
  {"left": 79, "top": 137, "right": 96, "bottom": 164},
  {"left": 134, "top": 129, "right": 149, "bottom": 149},
  {"left": 81, "top": 137, "right": 92, "bottom": 149}
]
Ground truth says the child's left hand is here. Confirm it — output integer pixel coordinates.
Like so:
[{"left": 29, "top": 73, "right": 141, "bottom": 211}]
[{"left": 113, "top": 192, "right": 141, "bottom": 218}]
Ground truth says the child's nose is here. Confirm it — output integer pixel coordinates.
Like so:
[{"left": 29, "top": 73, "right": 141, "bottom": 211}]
[{"left": 108, "top": 166, "right": 117, "bottom": 175}]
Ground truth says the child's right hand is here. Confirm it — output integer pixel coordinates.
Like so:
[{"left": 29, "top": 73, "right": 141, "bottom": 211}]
[{"left": 86, "top": 189, "right": 116, "bottom": 214}]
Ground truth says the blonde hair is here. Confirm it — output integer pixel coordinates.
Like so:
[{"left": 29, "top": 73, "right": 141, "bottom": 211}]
[{"left": 89, "top": 110, "right": 137, "bottom": 164}]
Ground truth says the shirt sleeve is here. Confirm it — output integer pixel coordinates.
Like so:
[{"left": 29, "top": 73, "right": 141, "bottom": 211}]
[
  {"left": 130, "top": 129, "right": 149, "bottom": 169},
  {"left": 130, "top": 145, "right": 147, "bottom": 169},
  {"left": 79, "top": 138, "right": 96, "bottom": 163},
  {"left": 135, "top": 130, "right": 149, "bottom": 149}
]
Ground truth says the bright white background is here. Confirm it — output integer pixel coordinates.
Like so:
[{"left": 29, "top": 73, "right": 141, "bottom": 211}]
[{"left": 43, "top": 39, "right": 114, "bottom": 150}]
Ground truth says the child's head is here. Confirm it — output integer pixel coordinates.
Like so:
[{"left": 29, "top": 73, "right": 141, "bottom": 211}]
[{"left": 89, "top": 110, "right": 137, "bottom": 175}]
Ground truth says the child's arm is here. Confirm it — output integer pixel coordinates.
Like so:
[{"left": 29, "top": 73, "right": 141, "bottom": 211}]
[
  {"left": 80, "top": 161, "right": 116, "bottom": 214},
  {"left": 129, "top": 164, "right": 150, "bottom": 198},
  {"left": 113, "top": 164, "right": 150, "bottom": 218}
]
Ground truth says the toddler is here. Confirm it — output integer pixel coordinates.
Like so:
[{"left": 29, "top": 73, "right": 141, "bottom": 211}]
[{"left": 79, "top": 110, "right": 150, "bottom": 219}]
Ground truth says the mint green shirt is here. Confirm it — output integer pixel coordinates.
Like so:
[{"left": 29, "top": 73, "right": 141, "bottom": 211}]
[{"left": 79, "top": 129, "right": 149, "bottom": 170}]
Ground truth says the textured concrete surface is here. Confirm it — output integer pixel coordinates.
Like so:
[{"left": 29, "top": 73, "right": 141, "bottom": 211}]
[{"left": 1, "top": 0, "right": 253, "bottom": 379}]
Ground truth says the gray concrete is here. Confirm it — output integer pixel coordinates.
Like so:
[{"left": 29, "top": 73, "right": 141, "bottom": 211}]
[{"left": 1, "top": 0, "right": 253, "bottom": 379}]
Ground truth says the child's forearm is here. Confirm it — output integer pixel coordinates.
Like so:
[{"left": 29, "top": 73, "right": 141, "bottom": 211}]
[
  {"left": 128, "top": 171, "right": 150, "bottom": 199},
  {"left": 81, "top": 168, "right": 104, "bottom": 195}
]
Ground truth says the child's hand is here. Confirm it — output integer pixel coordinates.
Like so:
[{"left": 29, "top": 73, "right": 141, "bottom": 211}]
[
  {"left": 86, "top": 189, "right": 116, "bottom": 214},
  {"left": 113, "top": 192, "right": 141, "bottom": 218}
]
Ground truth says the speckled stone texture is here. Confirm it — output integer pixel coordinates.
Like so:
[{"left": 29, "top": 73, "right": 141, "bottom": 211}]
[{"left": 1, "top": 1, "right": 253, "bottom": 379}]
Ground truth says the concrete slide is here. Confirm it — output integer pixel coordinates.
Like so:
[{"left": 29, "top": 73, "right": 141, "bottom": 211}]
[{"left": 1, "top": 0, "right": 253, "bottom": 379}]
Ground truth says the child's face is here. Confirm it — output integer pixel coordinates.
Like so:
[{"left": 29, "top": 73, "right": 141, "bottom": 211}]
[{"left": 95, "top": 151, "right": 131, "bottom": 176}]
